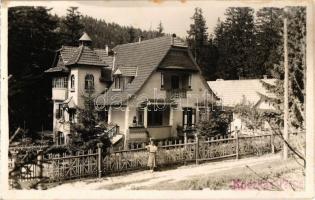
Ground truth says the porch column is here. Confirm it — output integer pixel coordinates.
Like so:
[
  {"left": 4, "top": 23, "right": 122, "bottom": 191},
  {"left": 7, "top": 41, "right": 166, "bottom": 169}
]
[
  {"left": 144, "top": 106, "right": 148, "bottom": 128},
  {"left": 169, "top": 106, "right": 174, "bottom": 126},
  {"left": 124, "top": 106, "right": 129, "bottom": 149},
  {"left": 108, "top": 106, "right": 112, "bottom": 123}
]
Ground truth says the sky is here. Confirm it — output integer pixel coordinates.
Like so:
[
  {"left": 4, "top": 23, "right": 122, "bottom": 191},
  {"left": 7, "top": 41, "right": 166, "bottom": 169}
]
[{"left": 8, "top": 1, "right": 292, "bottom": 38}]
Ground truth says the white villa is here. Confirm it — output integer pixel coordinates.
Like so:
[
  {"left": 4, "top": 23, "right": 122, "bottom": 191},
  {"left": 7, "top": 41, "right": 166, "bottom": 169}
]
[{"left": 45, "top": 32, "right": 218, "bottom": 148}]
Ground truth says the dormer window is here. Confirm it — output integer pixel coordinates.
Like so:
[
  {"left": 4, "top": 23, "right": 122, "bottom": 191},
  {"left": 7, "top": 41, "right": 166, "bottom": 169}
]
[
  {"left": 70, "top": 75, "right": 75, "bottom": 91},
  {"left": 128, "top": 76, "right": 135, "bottom": 84},
  {"left": 114, "top": 76, "right": 121, "bottom": 89},
  {"left": 85, "top": 74, "right": 94, "bottom": 91}
]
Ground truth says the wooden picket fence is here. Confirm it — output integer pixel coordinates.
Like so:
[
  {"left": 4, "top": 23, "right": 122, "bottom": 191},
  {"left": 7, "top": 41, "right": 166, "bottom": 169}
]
[{"left": 9, "top": 133, "right": 283, "bottom": 187}]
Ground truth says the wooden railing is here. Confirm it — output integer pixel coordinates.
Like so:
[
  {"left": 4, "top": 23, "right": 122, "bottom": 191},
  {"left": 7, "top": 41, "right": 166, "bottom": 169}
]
[
  {"left": 166, "top": 89, "right": 187, "bottom": 99},
  {"left": 9, "top": 133, "right": 283, "bottom": 188}
]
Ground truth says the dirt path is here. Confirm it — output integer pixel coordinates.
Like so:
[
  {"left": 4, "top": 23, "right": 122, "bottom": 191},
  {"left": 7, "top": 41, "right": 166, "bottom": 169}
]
[{"left": 48, "top": 154, "right": 281, "bottom": 190}]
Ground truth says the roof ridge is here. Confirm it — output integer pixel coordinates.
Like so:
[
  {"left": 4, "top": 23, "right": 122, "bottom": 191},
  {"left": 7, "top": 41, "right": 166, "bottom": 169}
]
[
  {"left": 208, "top": 78, "right": 277, "bottom": 82},
  {"left": 115, "top": 35, "right": 171, "bottom": 48},
  {"left": 73, "top": 45, "right": 84, "bottom": 64}
]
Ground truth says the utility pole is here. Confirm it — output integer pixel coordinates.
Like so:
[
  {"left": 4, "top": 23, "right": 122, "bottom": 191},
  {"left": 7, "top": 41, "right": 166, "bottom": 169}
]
[{"left": 283, "top": 15, "right": 289, "bottom": 160}]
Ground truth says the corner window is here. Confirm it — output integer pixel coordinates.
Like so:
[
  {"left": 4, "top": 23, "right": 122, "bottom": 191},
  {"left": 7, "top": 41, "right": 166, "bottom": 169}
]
[
  {"left": 70, "top": 75, "right": 75, "bottom": 90},
  {"left": 85, "top": 74, "right": 94, "bottom": 91},
  {"left": 53, "top": 77, "right": 68, "bottom": 88}
]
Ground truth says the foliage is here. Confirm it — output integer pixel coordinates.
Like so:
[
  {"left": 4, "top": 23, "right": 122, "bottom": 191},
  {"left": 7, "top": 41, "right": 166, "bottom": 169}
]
[
  {"left": 8, "top": 6, "right": 60, "bottom": 134},
  {"left": 196, "top": 109, "right": 232, "bottom": 137},
  {"left": 157, "top": 21, "right": 165, "bottom": 37},
  {"left": 213, "top": 7, "right": 258, "bottom": 80},
  {"left": 186, "top": 7, "right": 219, "bottom": 80},
  {"left": 80, "top": 15, "right": 162, "bottom": 48},
  {"left": 70, "top": 91, "right": 111, "bottom": 151},
  {"left": 233, "top": 98, "right": 265, "bottom": 131},
  {"left": 260, "top": 7, "right": 306, "bottom": 130},
  {"left": 59, "top": 7, "right": 84, "bottom": 46}
]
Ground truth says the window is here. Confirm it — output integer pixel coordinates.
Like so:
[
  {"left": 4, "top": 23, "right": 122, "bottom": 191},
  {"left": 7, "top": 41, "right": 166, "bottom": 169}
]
[
  {"left": 56, "top": 104, "right": 64, "bottom": 119},
  {"left": 114, "top": 76, "right": 121, "bottom": 89},
  {"left": 171, "top": 75, "right": 179, "bottom": 89},
  {"left": 161, "top": 73, "right": 164, "bottom": 89},
  {"left": 148, "top": 106, "right": 163, "bottom": 126},
  {"left": 56, "top": 132, "right": 65, "bottom": 145},
  {"left": 69, "top": 109, "right": 76, "bottom": 123},
  {"left": 137, "top": 109, "right": 144, "bottom": 126},
  {"left": 128, "top": 76, "right": 135, "bottom": 84},
  {"left": 188, "top": 74, "right": 192, "bottom": 89},
  {"left": 70, "top": 75, "right": 75, "bottom": 90},
  {"left": 52, "top": 77, "right": 68, "bottom": 88},
  {"left": 85, "top": 74, "right": 94, "bottom": 91},
  {"left": 183, "top": 107, "right": 196, "bottom": 128}
]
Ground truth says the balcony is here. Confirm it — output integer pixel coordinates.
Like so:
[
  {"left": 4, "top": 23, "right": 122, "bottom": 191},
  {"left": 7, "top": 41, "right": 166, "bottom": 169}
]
[
  {"left": 128, "top": 126, "right": 148, "bottom": 143},
  {"left": 166, "top": 89, "right": 187, "bottom": 99},
  {"left": 147, "top": 125, "right": 172, "bottom": 140},
  {"left": 52, "top": 88, "right": 68, "bottom": 100}
]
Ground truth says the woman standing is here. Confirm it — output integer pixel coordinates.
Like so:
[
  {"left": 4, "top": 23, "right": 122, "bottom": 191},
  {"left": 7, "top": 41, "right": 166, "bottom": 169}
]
[{"left": 146, "top": 139, "right": 158, "bottom": 172}]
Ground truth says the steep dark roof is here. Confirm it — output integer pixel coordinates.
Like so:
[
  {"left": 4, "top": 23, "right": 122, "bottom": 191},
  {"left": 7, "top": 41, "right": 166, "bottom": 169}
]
[
  {"left": 114, "top": 66, "right": 137, "bottom": 76},
  {"left": 66, "top": 45, "right": 108, "bottom": 66},
  {"left": 94, "top": 48, "right": 113, "bottom": 67},
  {"left": 45, "top": 57, "right": 69, "bottom": 73},
  {"left": 96, "top": 36, "right": 214, "bottom": 105},
  {"left": 46, "top": 45, "right": 113, "bottom": 74}
]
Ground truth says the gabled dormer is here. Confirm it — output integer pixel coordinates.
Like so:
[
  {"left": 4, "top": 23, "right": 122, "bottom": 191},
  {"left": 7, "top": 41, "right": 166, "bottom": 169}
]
[{"left": 112, "top": 66, "right": 137, "bottom": 91}]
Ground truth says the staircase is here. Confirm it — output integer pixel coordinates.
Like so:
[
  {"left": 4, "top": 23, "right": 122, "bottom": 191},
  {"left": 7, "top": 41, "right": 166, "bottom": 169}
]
[{"left": 105, "top": 125, "right": 123, "bottom": 145}]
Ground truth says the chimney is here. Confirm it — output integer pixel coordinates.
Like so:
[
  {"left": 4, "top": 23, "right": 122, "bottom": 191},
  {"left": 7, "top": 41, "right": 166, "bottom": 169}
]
[
  {"left": 171, "top": 33, "right": 176, "bottom": 45},
  {"left": 105, "top": 45, "right": 109, "bottom": 56},
  {"left": 263, "top": 75, "right": 268, "bottom": 79}
]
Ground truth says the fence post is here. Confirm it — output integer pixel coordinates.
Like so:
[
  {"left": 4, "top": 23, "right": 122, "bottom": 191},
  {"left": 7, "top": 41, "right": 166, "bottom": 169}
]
[
  {"left": 97, "top": 143, "right": 103, "bottom": 179},
  {"left": 10, "top": 151, "right": 19, "bottom": 189},
  {"left": 36, "top": 150, "right": 44, "bottom": 190},
  {"left": 235, "top": 130, "right": 239, "bottom": 160},
  {"left": 195, "top": 133, "right": 199, "bottom": 165},
  {"left": 271, "top": 133, "right": 275, "bottom": 154}
]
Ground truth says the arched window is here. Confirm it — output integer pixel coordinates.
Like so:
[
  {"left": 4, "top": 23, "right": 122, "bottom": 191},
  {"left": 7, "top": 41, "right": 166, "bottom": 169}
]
[
  {"left": 85, "top": 74, "right": 94, "bottom": 91},
  {"left": 70, "top": 75, "right": 75, "bottom": 90}
]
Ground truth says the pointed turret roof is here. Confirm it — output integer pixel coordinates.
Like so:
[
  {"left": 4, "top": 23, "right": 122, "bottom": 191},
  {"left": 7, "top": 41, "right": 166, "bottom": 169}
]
[{"left": 79, "top": 32, "right": 92, "bottom": 42}]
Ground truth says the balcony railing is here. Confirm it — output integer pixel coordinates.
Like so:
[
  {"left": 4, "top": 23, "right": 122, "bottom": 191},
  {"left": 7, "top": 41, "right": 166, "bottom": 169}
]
[
  {"left": 52, "top": 88, "right": 68, "bottom": 100},
  {"left": 166, "top": 89, "right": 187, "bottom": 99}
]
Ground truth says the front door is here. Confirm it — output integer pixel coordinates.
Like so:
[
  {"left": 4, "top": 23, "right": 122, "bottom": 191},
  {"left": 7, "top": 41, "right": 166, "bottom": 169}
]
[
  {"left": 171, "top": 75, "right": 179, "bottom": 89},
  {"left": 183, "top": 107, "right": 196, "bottom": 129}
]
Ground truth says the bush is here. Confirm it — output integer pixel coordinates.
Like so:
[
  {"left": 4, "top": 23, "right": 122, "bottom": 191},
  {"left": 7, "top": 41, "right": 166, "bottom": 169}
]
[{"left": 196, "top": 109, "right": 232, "bottom": 137}]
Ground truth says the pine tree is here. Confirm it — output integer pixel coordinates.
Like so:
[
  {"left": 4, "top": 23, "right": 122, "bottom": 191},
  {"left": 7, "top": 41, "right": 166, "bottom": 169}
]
[
  {"left": 256, "top": 7, "right": 283, "bottom": 77},
  {"left": 187, "top": 7, "right": 208, "bottom": 61},
  {"left": 157, "top": 21, "right": 164, "bottom": 37},
  {"left": 60, "top": 7, "right": 84, "bottom": 46},
  {"left": 8, "top": 6, "right": 60, "bottom": 133},
  {"left": 261, "top": 7, "right": 306, "bottom": 130},
  {"left": 213, "top": 7, "right": 257, "bottom": 79}
]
